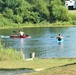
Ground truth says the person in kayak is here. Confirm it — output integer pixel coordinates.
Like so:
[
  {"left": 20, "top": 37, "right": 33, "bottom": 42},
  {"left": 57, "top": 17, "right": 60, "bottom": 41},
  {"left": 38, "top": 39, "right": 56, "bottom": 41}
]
[
  {"left": 19, "top": 30, "right": 24, "bottom": 36},
  {"left": 57, "top": 34, "right": 63, "bottom": 41}
]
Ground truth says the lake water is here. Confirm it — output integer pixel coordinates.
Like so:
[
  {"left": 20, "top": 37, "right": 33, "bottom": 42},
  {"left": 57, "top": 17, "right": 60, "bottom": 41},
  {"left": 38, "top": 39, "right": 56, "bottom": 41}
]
[{"left": 0, "top": 27, "right": 76, "bottom": 58}]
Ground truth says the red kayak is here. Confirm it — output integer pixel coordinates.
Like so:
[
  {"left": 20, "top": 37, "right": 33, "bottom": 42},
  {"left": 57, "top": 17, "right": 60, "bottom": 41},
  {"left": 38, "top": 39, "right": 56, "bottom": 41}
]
[{"left": 10, "top": 35, "right": 31, "bottom": 38}]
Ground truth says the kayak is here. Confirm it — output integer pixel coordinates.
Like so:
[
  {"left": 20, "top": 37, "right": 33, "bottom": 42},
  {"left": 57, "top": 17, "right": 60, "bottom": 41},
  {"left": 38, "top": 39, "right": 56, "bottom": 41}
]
[
  {"left": 57, "top": 39, "right": 63, "bottom": 43},
  {"left": 1, "top": 35, "right": 31, "bottom": 38},
  {"left": 1, "top": 36, "right": 10, "bottom": 38},
  {"left": 10, "top": 35, "right": 31, "bottom": 38}
]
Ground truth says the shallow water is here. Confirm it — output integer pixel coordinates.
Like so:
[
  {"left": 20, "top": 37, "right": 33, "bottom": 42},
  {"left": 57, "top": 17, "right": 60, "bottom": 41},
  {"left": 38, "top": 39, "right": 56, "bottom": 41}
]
[{"left": 0, "top": 69, "right": 35, "bottom": 75}]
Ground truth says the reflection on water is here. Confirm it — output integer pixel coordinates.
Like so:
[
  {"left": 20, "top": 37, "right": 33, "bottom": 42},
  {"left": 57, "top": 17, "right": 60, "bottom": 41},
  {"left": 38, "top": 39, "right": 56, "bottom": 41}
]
[
  {"left": 58, "top": 42, "right": 63, "bottom": 48},
  {"left": 20, "top": 38, "right": 24, "bottom": 49},
  {"left": 1, "top": 27, "right": 76, "bottom": 58}
]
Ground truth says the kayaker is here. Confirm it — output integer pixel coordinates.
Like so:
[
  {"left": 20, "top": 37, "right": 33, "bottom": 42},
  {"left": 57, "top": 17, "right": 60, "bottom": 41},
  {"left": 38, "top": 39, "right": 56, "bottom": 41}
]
[
  {"left": 19, "top": 30, "right": 24, "bottom": 36},
  {"left": 57, "top": 34, "right": 63, "bottom": 41}
]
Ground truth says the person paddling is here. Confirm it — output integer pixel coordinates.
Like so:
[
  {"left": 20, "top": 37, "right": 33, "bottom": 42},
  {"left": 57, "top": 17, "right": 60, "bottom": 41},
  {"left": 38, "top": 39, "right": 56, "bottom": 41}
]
[
  {"left": 19, "top": 30, "right": 24, "bottom": 36},
  {"left": 57, "top": 34, "right": 63, "bottom": 41}
]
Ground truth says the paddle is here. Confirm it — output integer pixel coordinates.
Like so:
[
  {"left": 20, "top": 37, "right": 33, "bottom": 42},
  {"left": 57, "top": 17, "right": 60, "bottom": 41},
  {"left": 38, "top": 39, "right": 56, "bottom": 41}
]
[
  {"left": 66, "top": 36, "right": 70, "bottom": 37},
  {"left": 50, "top": 36, "right": 70, "bottom": 38},
  {"left": 13, "top": 30, "right": 16, "bottom": 33}
]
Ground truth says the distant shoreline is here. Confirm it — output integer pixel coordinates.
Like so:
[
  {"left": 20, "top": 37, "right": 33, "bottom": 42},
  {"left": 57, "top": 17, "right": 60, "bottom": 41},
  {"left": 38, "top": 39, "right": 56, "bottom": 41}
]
[{"left": 0, "top": 24, "right": 76, "bottom": 29}]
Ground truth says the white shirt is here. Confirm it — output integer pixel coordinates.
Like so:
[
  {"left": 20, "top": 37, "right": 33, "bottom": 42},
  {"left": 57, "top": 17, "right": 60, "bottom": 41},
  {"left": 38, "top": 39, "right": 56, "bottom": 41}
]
[{"left": 19, "top": 31, "right": 24, "bottom": 36}]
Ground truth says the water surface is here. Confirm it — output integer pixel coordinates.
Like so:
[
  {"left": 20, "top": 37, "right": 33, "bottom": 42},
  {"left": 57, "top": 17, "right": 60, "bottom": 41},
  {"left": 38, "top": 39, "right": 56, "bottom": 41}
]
[{"left": 0, "top": 27, "right": 76, "bottom": 58}]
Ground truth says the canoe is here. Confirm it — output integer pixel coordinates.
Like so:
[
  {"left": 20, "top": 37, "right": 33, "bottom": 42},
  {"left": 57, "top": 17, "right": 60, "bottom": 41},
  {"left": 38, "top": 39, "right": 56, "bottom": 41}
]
[{"left": 1, "top": 35, "right": 31, "bottom": 38}]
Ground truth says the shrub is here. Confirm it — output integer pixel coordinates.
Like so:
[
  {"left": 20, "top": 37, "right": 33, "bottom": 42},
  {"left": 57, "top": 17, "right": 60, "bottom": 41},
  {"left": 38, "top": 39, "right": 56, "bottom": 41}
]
[
  {"left": 69, "top": 13, "right": 76, "bottom": 21},
  {"left": 0, "top": 46, "right": 22, "bottom": 61}
]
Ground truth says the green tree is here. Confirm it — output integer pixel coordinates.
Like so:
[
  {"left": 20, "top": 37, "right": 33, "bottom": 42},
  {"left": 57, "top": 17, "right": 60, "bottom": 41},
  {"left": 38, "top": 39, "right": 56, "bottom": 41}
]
[
  {"left": 12, "top": 15, "right": 23, "bottom": 24},
  {"left": 52, "top": 5, "right": 69, "bottom": 21},
  {"left": 61, "top": 0, "right": 66, "bottom": 5},
  {"left": 0, "top": 0, "right": 70, "bottom": 25},
  {"left": 4, "top": 0, "right": 22, "bottom": 9},
  {"left": 0, "top": 0, "right": 22, "bottom": 12},
  {"left": 3, "top": 7, "right": 13, "bottom": 18},
  {"left": 27, "top": 0, "right": 50, "bottom": 22},
  {"left": 49, "top": 0, "right": 69, "bottom": 22}
]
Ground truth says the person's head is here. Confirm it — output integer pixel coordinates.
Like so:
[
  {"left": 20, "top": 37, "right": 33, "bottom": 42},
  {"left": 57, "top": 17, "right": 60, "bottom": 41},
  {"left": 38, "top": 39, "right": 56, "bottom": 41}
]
[{"left": 59, "top": 34, "right": 61, "bottom": 36}]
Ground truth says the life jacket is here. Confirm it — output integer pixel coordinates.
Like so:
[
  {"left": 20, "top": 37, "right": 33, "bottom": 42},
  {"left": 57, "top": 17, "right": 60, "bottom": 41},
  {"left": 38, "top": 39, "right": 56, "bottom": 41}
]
[
  {"left": 57, "top": 36, "right": 62, "bottom": 41},
  {"left": 58, "top": 38, "right": 61, "bottom": 41}
]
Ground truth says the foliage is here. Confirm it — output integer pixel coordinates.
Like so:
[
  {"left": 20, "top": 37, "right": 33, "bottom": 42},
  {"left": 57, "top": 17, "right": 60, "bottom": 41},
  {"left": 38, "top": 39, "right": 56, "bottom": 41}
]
[
  {"left": 0, "top": 45, "right": 22, "bottom": 60},
  {"left": 49, "top": 0, "right": 70, "bottom": 22},
  {"left": 0, "top": 0, "right": 75, "bottom": 26},
  {"left": 53, "top": 6, "right": 69, "bottom": 21},
  {"left": 61, "top": 0, "right": 66, "bottom": 5},
  {"left": 69, "top": 13, "right": 76, "bottom": 21},
  {"left": 12, "top": 15, "right": 23, "bottom": 24}
]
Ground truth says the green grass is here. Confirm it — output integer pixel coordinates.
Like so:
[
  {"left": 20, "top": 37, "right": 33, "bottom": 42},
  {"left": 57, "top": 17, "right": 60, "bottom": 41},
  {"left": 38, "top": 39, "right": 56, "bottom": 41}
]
[
  {"left": 0, "top": 45, "right": 22, "bottom": 60},
  {"left": 23, "top": 63, "right": 76, "bottom": 75},
  {"left": 0, "top": 58, "right": 76, "bottom": 69},
  {"left": 0, "top": 22, "right": 75, "bottom": 30},
  {"left": 20, "top": 58, "right": 76, "bottom": 75},
  {"left": 0, "top": 11, "right": 76, "bottom": 29},
  {"left": 69, "top": 10, "right": 76, "bottom": 14},
  {"left": 0, "top": 58, "right": 76, "bottom": 74}
]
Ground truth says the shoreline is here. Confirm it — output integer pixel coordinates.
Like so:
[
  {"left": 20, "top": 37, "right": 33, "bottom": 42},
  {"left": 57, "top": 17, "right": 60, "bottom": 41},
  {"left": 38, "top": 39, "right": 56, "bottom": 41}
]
[{"left": 0, "top": 24, "right": 76, "bottom": 29}]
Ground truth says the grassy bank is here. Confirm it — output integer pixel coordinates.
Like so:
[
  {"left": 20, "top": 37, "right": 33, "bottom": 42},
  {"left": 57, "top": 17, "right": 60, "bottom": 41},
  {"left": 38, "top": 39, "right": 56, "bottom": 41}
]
[
  {"left": 0, "top": 10, "right": 76, "bottom": 29},
  {"left": 0, "top": 22, "right": 76, "bottom": 29},
  {"left": 19, "top": 58, "right": 76, "bottom": 75},
  {"left": 0, "top": 58, "right": 76, "bottom": 74},
  {"left": 0, "top": 58, "right": 76, "bottom": 69},
  {"left": 0, "top": 45, "right": 23, "bottom": 60},
  {"left": 0, "top": 47, "right": 76, "bottom": 74},
  {"left": 22, "top": 60, "right": 76, "bottom": 75}
]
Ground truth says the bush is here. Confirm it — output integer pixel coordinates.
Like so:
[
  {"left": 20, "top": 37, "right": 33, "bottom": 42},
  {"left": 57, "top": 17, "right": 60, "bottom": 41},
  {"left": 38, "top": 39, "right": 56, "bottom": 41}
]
[
  {"left": 70, "top": 20, "right": 76, "bottom": 25},
  {"left": 69, "top": 13, "right": 76, "bottom": 21},
  {"left": 0, "top": 46, "right": 22, "bottom": 61}
]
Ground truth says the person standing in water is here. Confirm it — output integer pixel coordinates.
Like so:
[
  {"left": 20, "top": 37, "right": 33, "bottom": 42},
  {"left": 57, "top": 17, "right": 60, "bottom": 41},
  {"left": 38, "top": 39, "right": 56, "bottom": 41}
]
[{"left": 57, "top": 34, "right": 63, "bottom": 41}]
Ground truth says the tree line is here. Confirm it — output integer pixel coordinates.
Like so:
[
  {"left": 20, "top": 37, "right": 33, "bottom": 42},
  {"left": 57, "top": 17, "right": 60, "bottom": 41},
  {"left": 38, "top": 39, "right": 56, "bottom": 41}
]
[{"left": 0, "top": 0, "right": 75, "bottom": 26}]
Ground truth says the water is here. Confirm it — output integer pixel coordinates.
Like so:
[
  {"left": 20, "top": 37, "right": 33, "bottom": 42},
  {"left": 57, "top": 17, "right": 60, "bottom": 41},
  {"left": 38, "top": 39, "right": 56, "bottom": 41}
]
[
  {"left": 0, "top": 69, "right": 35, "bottom": 75},
  {"left": 1, "top": 27, "right": 76, "bottom": 58}
]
